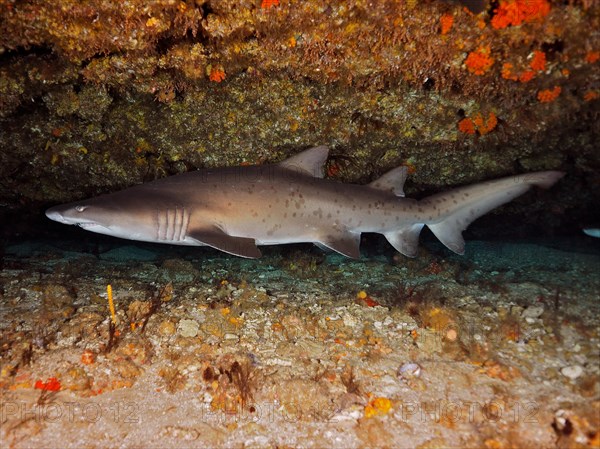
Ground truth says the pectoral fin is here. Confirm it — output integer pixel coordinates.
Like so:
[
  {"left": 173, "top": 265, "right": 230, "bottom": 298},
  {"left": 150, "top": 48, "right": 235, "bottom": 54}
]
[{"left": 188, "top": 228, "right": 262, "bottom": 258}]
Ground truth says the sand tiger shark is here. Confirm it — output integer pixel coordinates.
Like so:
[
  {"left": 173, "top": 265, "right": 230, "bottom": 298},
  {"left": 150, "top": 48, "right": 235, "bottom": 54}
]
[{"left": 46, "top": 146, "right": 564, "bottom": 258}]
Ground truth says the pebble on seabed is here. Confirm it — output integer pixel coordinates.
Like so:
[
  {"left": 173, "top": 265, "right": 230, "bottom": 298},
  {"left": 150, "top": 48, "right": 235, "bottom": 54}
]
[
  {"left": 560, "top": 365, "right": 584, "bottom": 380},
  {"left": 397, "top": 362, "right": 421, "bottom": 379}
]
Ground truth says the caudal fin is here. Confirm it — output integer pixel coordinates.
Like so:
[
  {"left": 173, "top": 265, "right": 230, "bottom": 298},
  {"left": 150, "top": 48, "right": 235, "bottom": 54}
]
[
  {"left": 420, "top": 171, "right": 564, "bottom": 254},
  {"left": 583, "top": 228, "right": 600, "bottom": 238}
]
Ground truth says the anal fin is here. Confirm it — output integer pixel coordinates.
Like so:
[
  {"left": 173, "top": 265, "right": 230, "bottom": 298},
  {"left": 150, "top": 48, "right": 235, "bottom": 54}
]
[
  {"left": 427, "top": 221, "right": 466, "bottom": 255},
  {"left": 188, "top": 228, "right": 262, "bottom": 258},
  {"left": 384, "top": 224, "right": 424, "bottom": 257},
  {"left": 318, "top": 231, "right": 361, "bottom": 259}
]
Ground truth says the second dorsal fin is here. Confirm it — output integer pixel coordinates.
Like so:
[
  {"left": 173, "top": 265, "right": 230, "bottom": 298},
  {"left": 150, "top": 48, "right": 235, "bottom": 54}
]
[
  {"left": 277, "top": 146, "right": 329, "bottom": 178},
  {"left": 368, "top": 166, "right": 408, "bottom": 197}
]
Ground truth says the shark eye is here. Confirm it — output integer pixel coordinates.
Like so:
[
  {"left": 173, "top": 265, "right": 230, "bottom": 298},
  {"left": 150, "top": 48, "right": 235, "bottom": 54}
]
[{"left": 75, "top": 205, "right": 88, "bottom": 212}]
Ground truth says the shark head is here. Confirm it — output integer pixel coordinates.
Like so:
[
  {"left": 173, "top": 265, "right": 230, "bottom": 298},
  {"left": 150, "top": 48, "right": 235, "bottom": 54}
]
[
  {"left": 46, "top": 202, "right": 111, "bottom": 230},
  {"left": 45, "top": 194, "right": 157, "bottom": 241}
]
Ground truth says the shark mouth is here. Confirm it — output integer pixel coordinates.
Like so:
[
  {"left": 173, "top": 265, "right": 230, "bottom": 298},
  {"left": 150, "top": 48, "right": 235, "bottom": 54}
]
[{"left": 77, "top": 222, "right": 99, "bottom": 228}]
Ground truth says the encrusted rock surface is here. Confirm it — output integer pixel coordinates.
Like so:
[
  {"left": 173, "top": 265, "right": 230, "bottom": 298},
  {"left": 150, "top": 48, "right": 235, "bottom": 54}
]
[{"left": 1, "top": 0, "right": 599, "bottom": 234}]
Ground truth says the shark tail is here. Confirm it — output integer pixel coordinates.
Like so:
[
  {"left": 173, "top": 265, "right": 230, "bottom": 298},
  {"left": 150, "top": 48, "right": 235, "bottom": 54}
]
[
  {"left": 583, "top": 228, "right": 600, "bottom": 238},
  {"left": 385, "top": 171, "right": 564, "bottom": 257}
]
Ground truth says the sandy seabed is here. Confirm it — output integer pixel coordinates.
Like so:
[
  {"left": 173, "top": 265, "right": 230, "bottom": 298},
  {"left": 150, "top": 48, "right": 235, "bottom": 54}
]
[{"left": 1, "top": 236, "right": 599, "bottom": 448}]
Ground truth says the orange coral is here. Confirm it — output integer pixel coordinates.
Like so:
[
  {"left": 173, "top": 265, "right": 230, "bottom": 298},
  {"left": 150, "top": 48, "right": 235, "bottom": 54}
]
[
  {"left": 473, "top": 112, "right": 498, "bottom": 135},
  {"left": 465, "top": 45, "right": 494, "bottom": 75},
  {"left": 583, "top": 91, "right": 599, "bottom": 101},
  {"left": 530, "top": 50, "right": 546, "bottom": 71},
  {"left": 146, "top": 17, "right": 160, "bottom": 28},
  {"left": 356, "top": 290, "right": 380, "bottom": 307},
  {"left": 261, "top": 0, "right": 279, "bottom": 8},
  {"left": 81, "top": 349, "right": 96, "bottom": 365},
  {"left": 458, "top": 117, "right": 476, "bottom": 134},
  {"left": 537, "top": 86, "right": 561, "bottom": 103},
  {"left": 401, "top": 161, "right": 417, "bottom": 175},
  {"left": 107, "top": 284, "right": 116, "bottom": 325},
  {"left": 209, "top": 67, "right": 226, "bottom": 83},
  {"left": 327, "top": 163, "right": 340, "bottom": 177},
  {"left": 365, "top": 397, "right": 392, "bottom": 418},
  {"left": 440, "top": 14, "right": 454, "bottom": 35},
  {"left": 585, "top": 51, "right": 599, "bottom": 64},
  {"left": 459, "top": 112, "right": 498, "bottom": 135},
  {"left": 519, "top": 70, "right": 535, "bottom": 83},
  {"left": 501, "top": 62, "right": 518, "bottom": 80},
  {"left": 35, "top": 377, "right": 61, "bottom": 391},
  {"left": 491, "top": 0, "right": 551, "bottom": 29},
  {"left": 502, "top": 52, "right": 544, "bottom": 83}
]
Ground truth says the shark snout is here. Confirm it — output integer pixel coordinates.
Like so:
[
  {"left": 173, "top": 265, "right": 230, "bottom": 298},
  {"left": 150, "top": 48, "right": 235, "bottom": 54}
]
[
  {"left": 46, "top": 207, "right": 65, "bottom": 223},
  {"left": 45, "top": 206, "right": 81, "bottom": 225},
  {"left": 45, "top": 204, "right": 107, "bottom": 229}
]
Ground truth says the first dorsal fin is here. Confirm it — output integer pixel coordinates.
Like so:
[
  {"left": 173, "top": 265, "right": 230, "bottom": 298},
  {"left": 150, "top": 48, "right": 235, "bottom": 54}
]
[
  {"left": 278, "top": 146, "right": 329, "bottom": 178},
  {"left": 368, "top": 166, "right": 408, "bottom": 197}
]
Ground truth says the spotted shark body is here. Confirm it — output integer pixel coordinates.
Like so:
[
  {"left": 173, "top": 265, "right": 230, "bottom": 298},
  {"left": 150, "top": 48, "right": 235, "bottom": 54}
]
[{"left": 46, "top": 146, "right": 564, "bottom": 258}]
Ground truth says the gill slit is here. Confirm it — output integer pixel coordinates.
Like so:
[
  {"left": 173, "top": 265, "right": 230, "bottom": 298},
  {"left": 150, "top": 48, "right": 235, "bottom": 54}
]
[{"left": 157, "top": 207, "right": 189, "bottom": 242}]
